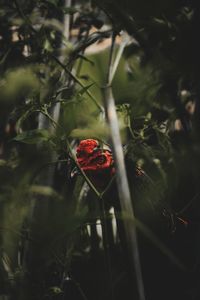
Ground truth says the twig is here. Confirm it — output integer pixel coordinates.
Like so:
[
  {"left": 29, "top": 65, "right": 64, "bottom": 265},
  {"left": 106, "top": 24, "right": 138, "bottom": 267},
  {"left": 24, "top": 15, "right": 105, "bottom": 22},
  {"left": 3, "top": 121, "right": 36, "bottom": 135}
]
[
  {"left": 51, "top": 55, "right": 104, "bottom": 113},
  {"left": 176, "top": 192, "right": 200, "bottom": 215},
  {"left": 71, "top": 277, "right": 89, "bottom": 300},
  {"left": 99, "top": 198, "right": 114, "bottom": 299},
  {"left": 40, "top": 111, "right": 102, "bottom": 199}
]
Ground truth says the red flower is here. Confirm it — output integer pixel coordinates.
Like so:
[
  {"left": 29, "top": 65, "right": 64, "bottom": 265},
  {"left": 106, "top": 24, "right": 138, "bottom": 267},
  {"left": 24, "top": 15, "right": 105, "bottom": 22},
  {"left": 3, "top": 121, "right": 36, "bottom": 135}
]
[
  {"left": 76, "top": 139, "right": 115, "bottom": 189},
  {"left": 76, "top": 139, "right": 99, "bottom": 158}
]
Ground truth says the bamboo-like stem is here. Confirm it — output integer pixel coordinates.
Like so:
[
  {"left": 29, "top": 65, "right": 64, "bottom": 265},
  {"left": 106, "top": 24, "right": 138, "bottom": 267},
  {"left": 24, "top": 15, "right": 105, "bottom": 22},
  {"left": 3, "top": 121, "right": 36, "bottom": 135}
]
[
  {"left": 22, "top": 2, "right": 74, "bottom": 297},
  {"left": 103, "top": 32, "right": 146, "bottom": 300},
  {"left": 63, "top": 0, "right": 72, "bottom": 42},
  {"left": 109, "top": 32, "right": 130, "bottom": 83}
]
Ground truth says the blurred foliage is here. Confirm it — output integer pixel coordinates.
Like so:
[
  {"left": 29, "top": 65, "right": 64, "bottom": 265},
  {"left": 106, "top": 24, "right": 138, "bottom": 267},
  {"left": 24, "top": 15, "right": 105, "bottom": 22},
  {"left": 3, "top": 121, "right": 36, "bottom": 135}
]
[{"left": 1, "top": 0, "right": 200, "bottom": 300}]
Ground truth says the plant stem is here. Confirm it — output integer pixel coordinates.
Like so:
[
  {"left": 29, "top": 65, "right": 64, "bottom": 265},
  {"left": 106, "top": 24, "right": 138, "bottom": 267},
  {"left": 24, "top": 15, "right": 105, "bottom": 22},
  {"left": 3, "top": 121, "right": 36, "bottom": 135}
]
[
  {"left": 110, "top": 33, "right": 130, "bottom": 83},
  {"left": 99, "top": 199, "right": 114, "bottom": 300},
  {"left": 103, "top": 31, "right": 146, "bottom": 300},
  {"left": 40, "top": 110, "right": 103, "bottom": 199},
  {"left": 52, "top": 55, "right": 104, "bottom": 113}
]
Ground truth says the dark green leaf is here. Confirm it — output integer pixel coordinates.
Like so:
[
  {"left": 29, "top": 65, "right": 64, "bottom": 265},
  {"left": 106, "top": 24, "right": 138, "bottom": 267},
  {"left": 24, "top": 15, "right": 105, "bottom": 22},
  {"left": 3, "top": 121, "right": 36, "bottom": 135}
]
[
  {"left": 62, "top": 7, "right": 78, "bottom": 14},
  {"left": 13, "top": 129, "right": 50, "bottom": 144}
]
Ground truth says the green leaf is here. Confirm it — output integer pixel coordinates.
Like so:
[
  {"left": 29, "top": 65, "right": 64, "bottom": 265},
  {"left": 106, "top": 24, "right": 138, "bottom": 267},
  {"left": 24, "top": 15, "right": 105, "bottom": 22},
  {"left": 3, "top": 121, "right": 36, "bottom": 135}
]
[
  {"left": 47, "top": 286, "right": 63, "bottom": 296},
  {"left": 0, "top": 159, "right": 7, "bottom": 167},
  {"left": 29, "top": 185, "right": 61, "bottom": 199},
  {"left": 13, "top": 129, "right": 50, "bottom": 144},
  {"left": 70, "top": 121, "right": 109, "bottom": 140},
  {"left": 62, "top": 7, "right": 78, "bottom": 15},
  {"left": 42, "top": 19, "right": 63, "bottom": 32}
]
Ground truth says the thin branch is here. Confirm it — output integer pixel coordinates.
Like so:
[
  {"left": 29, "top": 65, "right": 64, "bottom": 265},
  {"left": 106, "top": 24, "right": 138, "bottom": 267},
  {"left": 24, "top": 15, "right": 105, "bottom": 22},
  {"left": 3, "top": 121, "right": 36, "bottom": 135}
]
[
  {"left": 40, "top": 111, "right": 102, "bottom": 199},
  {"left": 71, "top": 278, "right": 89, "bottom": 300},
  {"left": 51, "top": 55, "right": 104, "bottom": 112},
  {"left": 99, "top": 198, "right": 114, "bottom": 300},
  {"left": 100, "top": 175, "right": 116, "bottom": 197},
  {"left": 176, "top": 192, "right": 200, "bottom": 215}
]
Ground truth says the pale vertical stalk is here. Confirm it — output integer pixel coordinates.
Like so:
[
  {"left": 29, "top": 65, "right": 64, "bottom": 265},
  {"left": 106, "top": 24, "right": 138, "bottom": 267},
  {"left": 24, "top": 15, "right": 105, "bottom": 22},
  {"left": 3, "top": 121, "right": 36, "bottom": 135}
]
[
  {"left": 104, "top": 86, "right": 145, "bottom": 300},
  {"left": 23, "top": 0, "right": 73, "bottom": 284},
  {"left": 28, "top": 0, "right": 72, "bottom": 221},
  {"left": 109, "top": 32, "right": 130, "bottom": 83},
  {"left": 63, "top": 0, "right": 71, "bottom": 42},
  {"left": 103, "top": 31, "right": 146, "bottom": 300}
]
